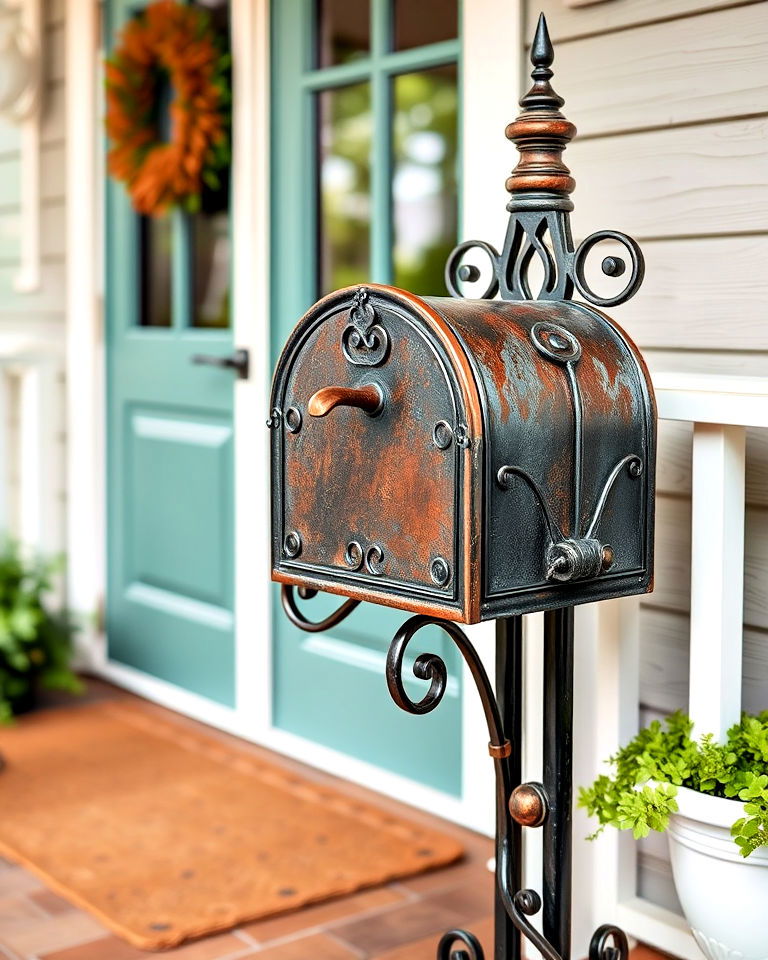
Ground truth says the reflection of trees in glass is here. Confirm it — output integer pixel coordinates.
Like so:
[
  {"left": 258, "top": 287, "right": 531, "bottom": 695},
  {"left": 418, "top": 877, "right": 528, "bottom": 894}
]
[
  {"left": 393, "top": 66, "right": 457, "bottom": 296},
  {"left": 319, "top": 83, "right": 372, "bottom": 294},
  {"left": 318, "top": 66, "right": 458, "bottom": 298}
]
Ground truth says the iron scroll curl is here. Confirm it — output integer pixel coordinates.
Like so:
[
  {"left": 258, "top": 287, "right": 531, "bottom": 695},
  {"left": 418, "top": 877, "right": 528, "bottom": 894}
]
[
  {"left": 573, "top": 230, "right": 645, "bottom": 309},
  {"left": 444, "top": 220, "right": 644, "bottom": 309},
  {"left": 280, "top": 585, "right": 360, "bottom": 633}
]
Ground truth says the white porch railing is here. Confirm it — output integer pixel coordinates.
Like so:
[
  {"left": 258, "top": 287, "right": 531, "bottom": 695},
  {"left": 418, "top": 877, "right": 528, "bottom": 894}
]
[
  {"left": 551, "top": 371, "right": 768, "bottom": 960},
  {"left": 0, "top": 334, "right": 65, "bottom": 555}
]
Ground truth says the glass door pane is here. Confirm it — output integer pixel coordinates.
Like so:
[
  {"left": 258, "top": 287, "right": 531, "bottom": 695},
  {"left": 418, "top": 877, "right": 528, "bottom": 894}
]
[
  {"left": 392, "top": 64, "right": 458, "bottom": 295},
  {"left": 139, "top": 215, "right": 172, "bottom": 327},
  {"left": 317, "top": 82, "right": 372, "bottom": 294},
  {"left": 315, "top": 0, "right": 370, "bottom": 66},
  {"left": 393, "top": 0, "right": 458, "bottom": 50},
  {"left": 192, "top": 212, "right": 231, "bottom": 328}
]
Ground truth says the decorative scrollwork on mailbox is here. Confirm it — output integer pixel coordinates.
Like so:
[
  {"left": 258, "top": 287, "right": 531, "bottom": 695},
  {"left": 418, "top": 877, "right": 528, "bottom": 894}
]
[{"left": 341, "top": 287, "right": 390, "bottom": 366}]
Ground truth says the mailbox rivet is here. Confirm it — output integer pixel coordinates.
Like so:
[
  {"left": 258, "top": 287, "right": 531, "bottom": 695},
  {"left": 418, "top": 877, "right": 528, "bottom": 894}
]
[
  {"left": 285, "top": 407, "right": 302, "bottom": 433},
  {"left": 283, "top": 531, "right": 302, "bottom": 558},
  {"left": 433, "top": 420, "right": 453, "bottom": 450},
  {"left": 430, "top": 557, "right": 451, "bottom": 587},
  {"left": 365, "top": 544, "right": 385, "bottom": 575},
  {"left": 345, "top": 540, "right": 363, "bottom": 570},
  {"left": 601, "top": 544, "right": 615, "bottom": 570}
]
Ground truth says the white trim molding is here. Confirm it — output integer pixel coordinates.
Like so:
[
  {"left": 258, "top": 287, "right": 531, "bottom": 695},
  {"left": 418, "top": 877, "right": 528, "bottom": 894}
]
[{"left": 65, "top": 0, "right": 104, "bottom": 664}]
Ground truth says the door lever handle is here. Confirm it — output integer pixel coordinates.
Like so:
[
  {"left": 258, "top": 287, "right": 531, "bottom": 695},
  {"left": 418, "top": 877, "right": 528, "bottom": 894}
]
[
  {"left": 191, "top": 348, "right": 249, "bottom": 379},
  {"left": 308, "top": 383, "right": 383, "bottom": 417}
]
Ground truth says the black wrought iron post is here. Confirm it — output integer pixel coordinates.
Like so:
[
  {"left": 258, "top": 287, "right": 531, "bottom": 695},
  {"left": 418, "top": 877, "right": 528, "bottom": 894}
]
[
  {"left": 542, "top": 607, "right": 574, "bottom": 960},
  {"left": 495, "top": 617, "right": 523, "bottom": 960}
]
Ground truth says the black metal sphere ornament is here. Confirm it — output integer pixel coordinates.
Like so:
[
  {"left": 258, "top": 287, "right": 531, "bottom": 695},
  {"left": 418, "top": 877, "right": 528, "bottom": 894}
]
[{"left": 270, "top": 12, "right": 652, "bottom": 960}]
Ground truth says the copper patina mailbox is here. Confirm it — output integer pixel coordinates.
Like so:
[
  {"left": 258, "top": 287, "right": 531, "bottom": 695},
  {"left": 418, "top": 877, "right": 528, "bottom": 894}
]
[
  {"left": 269, "top": 284, "right": 654, "bottom": 623},
  {"left": 268, "top": 15, "right": 655, "bottom": 960}
]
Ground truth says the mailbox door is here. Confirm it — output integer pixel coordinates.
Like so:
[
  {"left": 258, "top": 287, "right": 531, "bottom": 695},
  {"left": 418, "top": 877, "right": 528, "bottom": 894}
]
[{"left": 274, "top": 294, "right": 466, "bottom": 610}]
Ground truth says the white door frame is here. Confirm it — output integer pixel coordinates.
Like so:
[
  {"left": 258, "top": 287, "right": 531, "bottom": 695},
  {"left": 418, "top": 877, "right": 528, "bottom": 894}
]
[{"left": 65, "top": 0, "right": 502, "bottom": 835}]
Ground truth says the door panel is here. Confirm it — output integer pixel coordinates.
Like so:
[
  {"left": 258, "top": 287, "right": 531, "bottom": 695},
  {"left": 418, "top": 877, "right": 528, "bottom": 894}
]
[
  {"left": 271, "top": 0, "right": 462, "bottom": 794},
  {"left": 106, "top": 0, "right": 235, "bottom": 705}
]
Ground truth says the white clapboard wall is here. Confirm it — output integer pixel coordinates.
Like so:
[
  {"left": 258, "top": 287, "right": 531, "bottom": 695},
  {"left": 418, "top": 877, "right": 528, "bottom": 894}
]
[
  {"left": 524, "top": 0, "right": 768, "bottom": 933},
  {"left": 0, "top": 0, "right": 67, "bottom": 554}
]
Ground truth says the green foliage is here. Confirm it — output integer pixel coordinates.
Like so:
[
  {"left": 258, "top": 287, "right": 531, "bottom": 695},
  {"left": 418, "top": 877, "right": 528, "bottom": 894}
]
[
  {"left": 578, "top": 710, "right": 768, "bottom": 858},
  {"left": 0, "top": 540, "right": 82, "bottom": 723}
]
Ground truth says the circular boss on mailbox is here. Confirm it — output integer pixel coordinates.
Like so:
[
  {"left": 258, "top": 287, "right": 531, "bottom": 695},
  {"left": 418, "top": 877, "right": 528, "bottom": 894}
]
[{"left": 105, "top": 0, "right": 230, "bottom": 217}]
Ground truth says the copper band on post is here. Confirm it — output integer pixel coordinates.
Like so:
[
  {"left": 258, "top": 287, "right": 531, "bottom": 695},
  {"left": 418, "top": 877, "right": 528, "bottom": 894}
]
[{"left": 488, "top": 740, "right": 512, "bottom": 759}]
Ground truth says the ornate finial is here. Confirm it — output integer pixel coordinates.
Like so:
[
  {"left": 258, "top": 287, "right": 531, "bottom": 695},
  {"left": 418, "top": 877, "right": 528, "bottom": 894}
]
[
  {"left": 505, "top": 13, "right": 575, "bottom": 206},
  {"left": 443, "top": 13, "right": 644, "bottom": 307}
]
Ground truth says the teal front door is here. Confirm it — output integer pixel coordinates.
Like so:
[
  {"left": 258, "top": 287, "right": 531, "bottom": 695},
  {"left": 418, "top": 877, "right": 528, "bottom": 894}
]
[
  {"left": 271, "top": 0, "right": 463, "bottom": 794},
  {"left": 105, "top": 0, "right": 236, "bottom": 705}
]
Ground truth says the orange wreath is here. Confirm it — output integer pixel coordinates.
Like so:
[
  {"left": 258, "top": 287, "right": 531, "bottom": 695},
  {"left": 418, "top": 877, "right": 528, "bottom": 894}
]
[{"left": 105, "top": 0, "right": 230, "bottom": 216}]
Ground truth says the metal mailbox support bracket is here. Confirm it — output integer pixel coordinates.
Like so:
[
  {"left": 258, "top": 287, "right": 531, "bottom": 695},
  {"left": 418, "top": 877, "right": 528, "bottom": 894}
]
[
  {"left": 282, "top": 589, "right": 629, "bottom": 960},
  {"left": 276, "top": 15, "right": 647, "bottom": 960}
]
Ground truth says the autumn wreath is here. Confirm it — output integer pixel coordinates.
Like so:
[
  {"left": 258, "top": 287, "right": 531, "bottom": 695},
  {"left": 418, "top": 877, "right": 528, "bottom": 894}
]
[{"left": 105, "top": 0, "right": 231, "bottom": 217}]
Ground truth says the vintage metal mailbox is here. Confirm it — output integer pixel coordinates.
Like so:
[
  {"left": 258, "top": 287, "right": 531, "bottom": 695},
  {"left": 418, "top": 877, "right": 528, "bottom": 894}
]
[
  {"left": 269, "top": 28, "right": 655, "bottom": 626},
  {"left": 269, "top": 16, "right": 656, "bottom": 960}
]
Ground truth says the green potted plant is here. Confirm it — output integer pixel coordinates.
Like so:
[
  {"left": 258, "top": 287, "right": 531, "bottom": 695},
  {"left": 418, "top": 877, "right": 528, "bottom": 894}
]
[
  {"left": 0, "top": 540, "right": 82, "bottom": 723},
  {"left": 579, "top": 710, "right": 768, "bottom": 960}
]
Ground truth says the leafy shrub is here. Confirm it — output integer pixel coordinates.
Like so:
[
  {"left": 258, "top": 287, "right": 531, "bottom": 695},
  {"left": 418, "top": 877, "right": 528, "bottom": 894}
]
[
  {"left": 0, "top": 540, "right": 82, "bottom": 723},
  {"left": 578, "top": 710, "right": 768, "bottom": 858}
]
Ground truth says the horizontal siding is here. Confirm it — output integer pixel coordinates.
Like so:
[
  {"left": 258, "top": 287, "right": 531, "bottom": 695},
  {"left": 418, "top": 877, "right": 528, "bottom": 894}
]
[
  {"left": 615, "top": 236, "right": 768, "bottom": 351},
  {"left": 533, "top": 0, "right": 755, "bottom": 42},
  {"left": 639, "top": 605, "right": 768, "bottom": 716},
  {"left": 656, "top": 419, "right": 768, "bottom": 508},
  {"left": 650, "top": 495, "right": 768, "bottom": 633},
  {"left": 570, "top": 117, "right": 768, "bottom": 240},
  {"left": 554, "top": 5, "right": 768, "bottom": 138},
  {"left": 645, "top": 348, "right": 768, "bottom": 377}
]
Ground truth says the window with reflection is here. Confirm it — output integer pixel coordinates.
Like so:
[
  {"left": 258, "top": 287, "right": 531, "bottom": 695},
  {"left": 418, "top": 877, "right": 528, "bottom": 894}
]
[
  {"left": 140, "top": 215, "right": 172, "bottom": 327},
  {"left": 308, "top": 0, "right": 459, "bottom": 300},
  {"left": 393, "top": 65, "right": 458, "bottom": 295},
  {"left": 316, "top": 0, "right": 370, "bottom": 66},
  {"left": 318, "top": 83, "right": 372, "bottom": 293},
  {"left": 393, "top": 0, "right": 458, "bottom": 51}
]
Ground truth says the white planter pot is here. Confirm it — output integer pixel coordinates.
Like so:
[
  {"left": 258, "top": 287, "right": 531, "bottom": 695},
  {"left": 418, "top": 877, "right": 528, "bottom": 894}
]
[{"left": 667, "top": 785, "right": 768, "bottom": 960}]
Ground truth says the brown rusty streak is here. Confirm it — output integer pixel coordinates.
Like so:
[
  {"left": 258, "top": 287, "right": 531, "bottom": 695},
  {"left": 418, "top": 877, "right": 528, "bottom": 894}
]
[
  {"left": 282, "top": 290, "right": 458, "bottom": 592},
  {"left": 372, "top": 285, "right": 486, "bottom": 622}
]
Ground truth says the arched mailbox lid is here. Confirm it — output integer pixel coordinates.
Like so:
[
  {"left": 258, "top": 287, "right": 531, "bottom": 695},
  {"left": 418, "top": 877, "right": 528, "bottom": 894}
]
[{"left": 269, "top": 283, "right": 654, "bottom": 624}]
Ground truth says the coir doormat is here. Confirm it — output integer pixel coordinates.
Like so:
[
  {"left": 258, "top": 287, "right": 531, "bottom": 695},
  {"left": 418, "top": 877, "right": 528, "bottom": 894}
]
[{"left": 0, "top": 701, "right": 462, "bottom": 949}]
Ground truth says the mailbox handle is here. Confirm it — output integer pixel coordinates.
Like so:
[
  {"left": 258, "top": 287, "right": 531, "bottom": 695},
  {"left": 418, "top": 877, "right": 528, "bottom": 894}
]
[{"left": 307, "top": 383, "right": 383, "bottom": 418}]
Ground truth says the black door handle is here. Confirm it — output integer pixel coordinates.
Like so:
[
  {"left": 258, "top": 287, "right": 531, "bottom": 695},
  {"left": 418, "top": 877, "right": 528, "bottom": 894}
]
[{"left": 191, "top": 348, "right": 249, "bottom": 379}]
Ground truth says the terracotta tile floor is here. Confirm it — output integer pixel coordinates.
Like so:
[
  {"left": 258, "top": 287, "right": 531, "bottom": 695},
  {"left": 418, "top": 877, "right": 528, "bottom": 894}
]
[{"left": 0, "top": 679, "right": 672, "bottom": 959}]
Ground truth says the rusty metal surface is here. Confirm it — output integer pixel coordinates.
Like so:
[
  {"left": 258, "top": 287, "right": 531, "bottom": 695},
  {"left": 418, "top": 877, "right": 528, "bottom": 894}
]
[
  {"left": 270, "top": 285, "right": 654, "bottom": 623},
  {"left": 425, "top": 296, "right": 655, "bottom": 617},
  {"left": 270, "top": 286, "right": 477, "bottom": 617}
]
